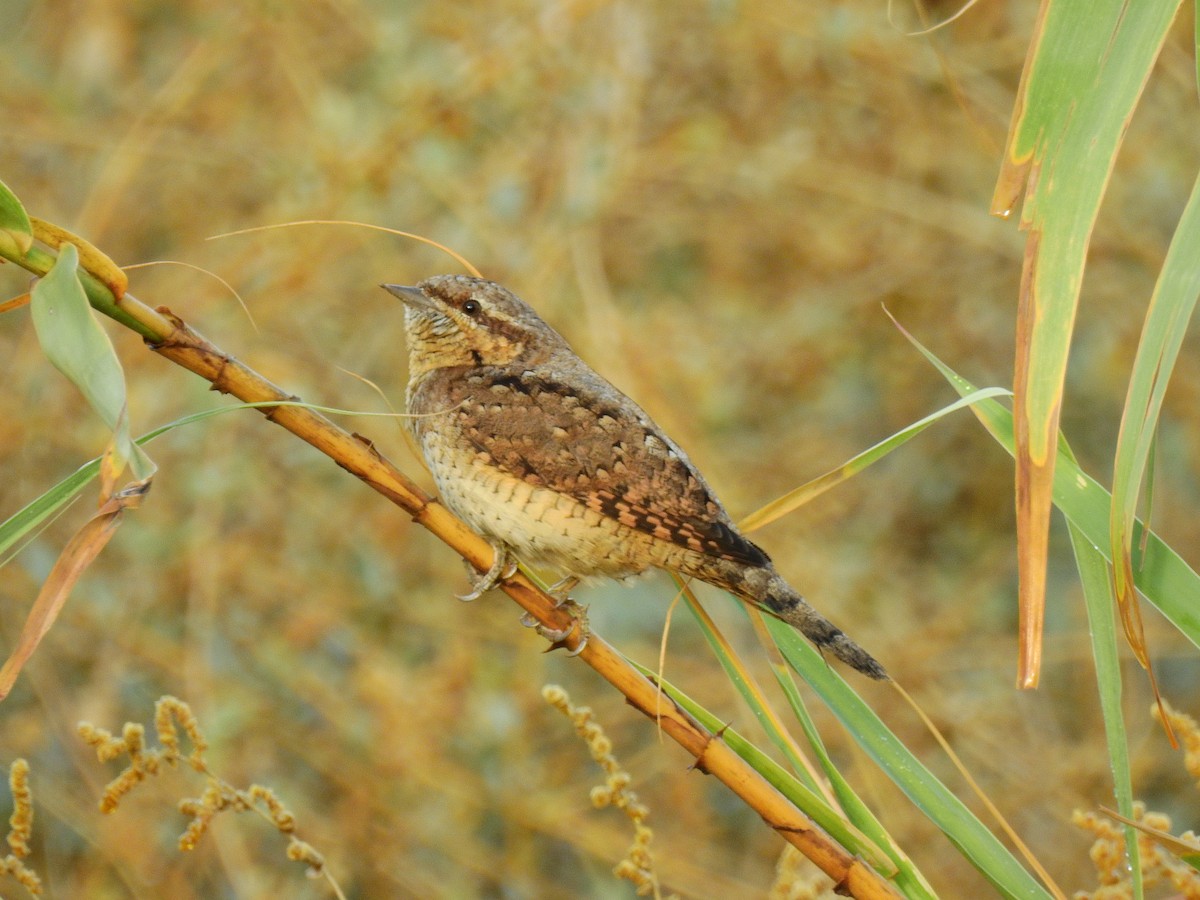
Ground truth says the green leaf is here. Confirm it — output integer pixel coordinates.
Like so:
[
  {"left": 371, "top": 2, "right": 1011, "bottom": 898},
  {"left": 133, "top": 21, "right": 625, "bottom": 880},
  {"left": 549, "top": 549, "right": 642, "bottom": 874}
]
[
  {"left": 1110, "top": 167, "right": 1200, "bottom": 628},
  {"left": 675, "top": 581, "right": 940, "bottom": 894},
  {"left": 0, "top": 177, "right": 33, "bottom": 258},
  {"left": 995, "top": 0, "right": 1179, "bottom": 687},
  {"left": 1068, "top": 523, "right": 1142, "bottom": 898},
  {"left": 628, "top": 660, "right": 900, "bottom": 879},
  {"left": 766, "top": 657, "right": 935, "bottom": 898},
  {"left": 898, "top": 323, "right": 1200, "bottom": 651},
  {"left": 30, "top": 244, "right": 154, "bottom": 482},
  {"left": 1002, "top": 0, "right": 1177, "bottom": 460},
  {"left": 765, "top": 619, "right": 1053, "bottom": 899}
]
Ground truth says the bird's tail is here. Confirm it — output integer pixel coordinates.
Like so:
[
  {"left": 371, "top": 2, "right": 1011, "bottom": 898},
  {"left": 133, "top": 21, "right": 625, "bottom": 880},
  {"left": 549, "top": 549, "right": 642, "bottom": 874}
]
[{"left": 724, "top": 565, "right": 888, "bottom": 680}]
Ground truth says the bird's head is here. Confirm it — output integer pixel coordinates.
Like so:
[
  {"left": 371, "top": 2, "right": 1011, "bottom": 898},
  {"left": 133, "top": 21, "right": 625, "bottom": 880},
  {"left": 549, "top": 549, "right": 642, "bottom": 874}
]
[{"left": 382, "top": 275, "right": 567, "bottom": 378}]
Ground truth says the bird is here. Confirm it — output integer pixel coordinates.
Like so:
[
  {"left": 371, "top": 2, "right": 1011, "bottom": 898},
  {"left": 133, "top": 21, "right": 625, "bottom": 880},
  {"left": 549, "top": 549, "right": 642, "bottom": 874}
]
[{"left": 381, "top": 275, "right": 886, "bottom": 680}]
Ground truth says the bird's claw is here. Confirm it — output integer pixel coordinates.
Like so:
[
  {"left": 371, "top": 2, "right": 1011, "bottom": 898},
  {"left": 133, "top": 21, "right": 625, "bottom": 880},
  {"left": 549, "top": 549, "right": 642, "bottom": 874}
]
[
  {"left": 456, "top": 542, "right": 517, "bottom": 602},
  {"left": 520, "top": 599, "right": 590, "bottom": 656},
  {"left": 545, "top": 575, "right": 580, "bottom": 604}
]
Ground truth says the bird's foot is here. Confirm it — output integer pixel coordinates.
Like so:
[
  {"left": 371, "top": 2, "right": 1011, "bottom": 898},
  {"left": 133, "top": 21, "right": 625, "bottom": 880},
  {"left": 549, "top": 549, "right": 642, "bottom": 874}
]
[
  {"left": 456, "top": 541, "right": 517, "bottom": 602},
  {"left": 520, "top": 599, "right": 590, "bottom": 656}
]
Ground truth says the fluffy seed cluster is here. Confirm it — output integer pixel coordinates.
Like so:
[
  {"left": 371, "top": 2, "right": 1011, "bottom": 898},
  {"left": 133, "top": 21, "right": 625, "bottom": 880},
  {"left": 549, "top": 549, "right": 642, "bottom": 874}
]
[
  {"left": 1071, "top": 702, "right": 1200, "bottom": 899},
  {"left": 77, "top": 695, "right": 344, "bottom": 897},
  {"left": 543, "top": 684, "right": 675, "bottom": 899},
  {"left": 1, "top": 758, "right": 42, "bottom": 895}
]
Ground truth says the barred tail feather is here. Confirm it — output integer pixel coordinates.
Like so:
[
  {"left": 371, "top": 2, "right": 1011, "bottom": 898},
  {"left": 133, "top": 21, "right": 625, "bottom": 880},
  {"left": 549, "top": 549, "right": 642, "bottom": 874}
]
[{"left": 735, "top": 566, "right": 888, "bottom": 680}]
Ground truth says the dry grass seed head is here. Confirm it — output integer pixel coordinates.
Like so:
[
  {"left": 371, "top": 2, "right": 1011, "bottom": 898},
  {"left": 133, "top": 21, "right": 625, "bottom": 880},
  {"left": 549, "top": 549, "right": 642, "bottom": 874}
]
[
  {"left": 76, "top": 698, "right": 344, "bottom": 896},
  {"left": 1155, "top": 701, "right": 1200, "bottom": 785},
  {"left": 7, "top": 759, "right": 33, "bottom": 858},
  {"left": 1071, "top": 809, "right": 1127, "bottom": 889},
  {"left": 542, "top": 684, "right": 671, "bottom": 899},
  {"left": 177, "top": 781, "right": 230, "bottom": 850},
  {"left": 286, "top": 837, "right": 328, "bottom": 877},
  {"left": 247, "top": 784, "right": 296, "bottom": 833},
  {"left": 154, "top": 695, "right": 209, "bottom": 767},
  {"left": 1074, "top": 803, "right": 1200, "bottom": 898},
  {"left": 1072, "top": 704, "right": 1200, "bottom": 899},
  {"left": 76, "top": 723, "right": 128, "bottom": 764},
  {"left": 1, "top": 759, "right": 43, "bottom": 896},
  {"left": 0, "top": 853, "right": 43, "bottom": 898},
  {"left": 79, "top": 697, "right": 210, "bottom": 814}
]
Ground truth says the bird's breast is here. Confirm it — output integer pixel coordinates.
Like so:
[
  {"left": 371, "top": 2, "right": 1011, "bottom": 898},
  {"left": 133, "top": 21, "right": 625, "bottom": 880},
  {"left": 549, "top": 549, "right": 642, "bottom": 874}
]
[{"left": 417, "top": 423, "right": 649, "bottom": 579}]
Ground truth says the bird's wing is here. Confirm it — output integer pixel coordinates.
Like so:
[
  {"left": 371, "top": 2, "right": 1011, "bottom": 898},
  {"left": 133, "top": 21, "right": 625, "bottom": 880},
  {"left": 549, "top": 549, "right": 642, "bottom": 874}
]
[{"left": 447, "top": 369, "right": 770, "bottom": 568}]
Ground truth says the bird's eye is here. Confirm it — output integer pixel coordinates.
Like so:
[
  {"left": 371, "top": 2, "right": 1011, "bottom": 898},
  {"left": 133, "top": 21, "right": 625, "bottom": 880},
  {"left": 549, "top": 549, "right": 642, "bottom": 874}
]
[{"left": 462, "top": 299, "right": 481, "bottom": 316}]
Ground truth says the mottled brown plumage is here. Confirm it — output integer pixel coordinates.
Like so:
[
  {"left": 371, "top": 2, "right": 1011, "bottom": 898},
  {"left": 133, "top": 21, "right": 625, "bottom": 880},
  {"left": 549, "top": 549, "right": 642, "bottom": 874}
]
[{"left": 383, "top": 274, "right": 886, "bottom": 679}]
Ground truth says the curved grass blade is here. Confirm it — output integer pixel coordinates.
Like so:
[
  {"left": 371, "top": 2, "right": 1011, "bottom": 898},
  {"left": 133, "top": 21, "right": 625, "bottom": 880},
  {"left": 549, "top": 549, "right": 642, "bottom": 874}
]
[
  {"left": 740, "top": 388, "right": 1011, "bottom": 534},
  {"left": 1110, "top": 169, "right": 1200, "bottom": 667},
  {"left": 763, "top": 649, "right": 935, "bottom": 899},
  {"left": 678, "top": 584, "right": 940, "bottom": 896},
  {"left": 764, "top": 618, "right": 1054, "bottom": 899},
  {"left": 898, "top": 316, "right": 1195, "bottom": 894},
  {"left": 1, "top": 399, "right": 392, "bottom": 563},
  {"left": 676, "top": 583, "right": 938, "bottom": 893},
  {"left": 674, "top": 580, "right": 829, "bottom": 794},
  {"left": 895, "top": 317, "right": 1200, "bottom": 649},
  {"left": 628, "top": 659, "right": 900, "bottom": 882}
]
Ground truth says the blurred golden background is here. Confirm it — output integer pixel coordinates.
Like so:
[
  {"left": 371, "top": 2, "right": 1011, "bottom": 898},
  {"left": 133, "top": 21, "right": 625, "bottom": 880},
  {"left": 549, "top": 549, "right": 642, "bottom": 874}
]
[{"left": 2, "top": 1, "right": 1198, "bottom": 896}]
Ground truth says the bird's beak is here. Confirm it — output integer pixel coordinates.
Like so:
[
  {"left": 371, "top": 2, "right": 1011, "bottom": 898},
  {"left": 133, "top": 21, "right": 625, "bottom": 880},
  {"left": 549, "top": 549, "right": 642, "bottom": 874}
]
[{"left": 380, "top": 283, "right": 432, "bottom": 309}]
